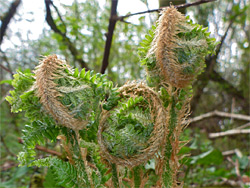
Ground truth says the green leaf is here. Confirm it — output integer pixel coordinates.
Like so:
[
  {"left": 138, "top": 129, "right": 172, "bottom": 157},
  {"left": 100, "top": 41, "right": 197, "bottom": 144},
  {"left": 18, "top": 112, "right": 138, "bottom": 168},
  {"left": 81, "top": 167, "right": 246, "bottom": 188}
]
[
  {"left": 0, "top": 79, "right": 12, "bottom": 85},
  {"left": 73, "top": 68, "right": 79, "bottom": 77}
]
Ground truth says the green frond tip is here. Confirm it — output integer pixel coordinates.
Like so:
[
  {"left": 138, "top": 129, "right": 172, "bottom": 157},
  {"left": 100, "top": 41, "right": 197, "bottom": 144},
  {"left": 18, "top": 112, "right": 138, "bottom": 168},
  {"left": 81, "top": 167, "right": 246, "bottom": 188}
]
[
  {"left": 17, "top": 150, "right": 36, "bottom": 166},
  {"left": 6, "top": 70, "right": 36, "bottom": 113}
]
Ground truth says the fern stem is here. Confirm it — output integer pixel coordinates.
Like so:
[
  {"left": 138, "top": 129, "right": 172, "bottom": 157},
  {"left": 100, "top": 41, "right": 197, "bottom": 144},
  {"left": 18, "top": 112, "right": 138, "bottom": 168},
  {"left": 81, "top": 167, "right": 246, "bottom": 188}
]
[
  {"left": 163, "top": 96, "right": 177, "bottom": 187},
  {"left": 133, "top": 166, "right": 141, "bottom": 188},
  {"left": 111, "top": 163, "right": 119, "bottom": 188},
  {"left": 66, "top": 128, "right": 91, "bottom": 187}
]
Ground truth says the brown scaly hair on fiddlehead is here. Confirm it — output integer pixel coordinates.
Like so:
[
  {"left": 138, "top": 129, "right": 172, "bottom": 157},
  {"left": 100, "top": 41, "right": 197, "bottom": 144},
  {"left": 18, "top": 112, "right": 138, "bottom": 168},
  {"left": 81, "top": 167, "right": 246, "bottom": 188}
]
[
  {"left": 34, "top": 55, "right": 87, "bottom": 130},
  {"left": 149, "top": 6, "right": 197, "bottom": 88}
]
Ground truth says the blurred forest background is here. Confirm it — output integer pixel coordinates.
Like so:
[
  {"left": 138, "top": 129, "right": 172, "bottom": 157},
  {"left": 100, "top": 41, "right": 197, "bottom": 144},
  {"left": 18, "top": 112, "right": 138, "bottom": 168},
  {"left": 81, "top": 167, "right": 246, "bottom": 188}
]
[{"left": 0, "top": 0, "right": 249, "bottom": 187}]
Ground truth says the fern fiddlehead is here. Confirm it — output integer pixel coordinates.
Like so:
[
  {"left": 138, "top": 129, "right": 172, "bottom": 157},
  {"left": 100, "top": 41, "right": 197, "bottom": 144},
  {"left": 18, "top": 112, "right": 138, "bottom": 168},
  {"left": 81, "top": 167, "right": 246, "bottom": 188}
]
[{"left": 98, "top": 82, "right": 167, "bottom": 168}]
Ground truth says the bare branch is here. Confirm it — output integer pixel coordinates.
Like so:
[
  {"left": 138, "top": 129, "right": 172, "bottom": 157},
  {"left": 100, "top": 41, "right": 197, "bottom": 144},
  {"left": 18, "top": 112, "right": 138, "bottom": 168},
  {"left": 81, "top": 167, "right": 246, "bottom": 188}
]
[
  {"left": 116, "top": 0, "right": 216, "bottom": 21},
  {"left": 44, "top": 0, "right": 89, "bottom": 70},
  {"left": 215, "top": 9, "right": 246, "bottom": 57},
  {"left": 100, "top": 0, "right": 118, "bottom": 74},
  {"left": 188, "top": 110, "right": 250, "bottom": 124},
  {"left": 50, "top": 1, "right": 67, "bottom": 34},
  {"left": 0, "top": 64, "right": 14, "bottom": 75},
  {"left": 0, "top": 0, "right": 21, "bottom": 46},
  {"left": 0, "top": 50, "right": 14, "bottom": 77},
  {"left": 210, "top": 70, "right": 249, "bottom": 112},
  {"left": 235, "top": 122, "right": 250, "bottom": 130},
  {"left": 209, "top": 129, "right": 250, "bottom": 138},
  {"left": 222, "top": 149, "right": 242, "bottom": 157},
  {"left": 1, "top": 135, "right": 15, "bottom": 157},
  {"left": 18, "top": 138, "right": 63, "bottom": 157},
  {"left": 211, "top": 70, "right": 247, "bottom": 100}
]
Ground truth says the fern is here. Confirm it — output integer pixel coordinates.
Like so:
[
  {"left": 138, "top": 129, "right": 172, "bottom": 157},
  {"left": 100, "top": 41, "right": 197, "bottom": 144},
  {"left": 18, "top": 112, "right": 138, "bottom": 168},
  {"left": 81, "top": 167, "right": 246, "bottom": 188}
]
[{"left": 6, "top": 6, "right": 220, "bottom": 188}]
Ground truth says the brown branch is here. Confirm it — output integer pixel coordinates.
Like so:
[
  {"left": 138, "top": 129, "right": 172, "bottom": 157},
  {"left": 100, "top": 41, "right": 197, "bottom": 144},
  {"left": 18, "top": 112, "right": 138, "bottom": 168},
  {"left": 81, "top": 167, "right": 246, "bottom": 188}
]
[
  {"left": 18, "top": 138, "right": 63, "bottom": 157},
  {"left": 44, "top": 0, "right": 89, "bottom": 70},
  {"left": 0, "top": 50, "right": 14, "bottom": 77},
  {"left": 50, "top": 0, "right": 67, "bottom": 34},
  {"left": 0, "top": 0, "right": 21, "bottom": 46},
  {"left": 211, "top": 70, "right": 248, "bottom": 104},
  {"left": 116, "top": 0, "right": 216, "bottom": 21},
  {"left": 235, "top": 122, "right": 250, "bottom": 130},
  {"left": 214, "top": 10, "right": 244, "bottom": 58},
  {"left": 222, "top": 149, "right": 237, "bottom": 156},
  {"left": 209, "top": 129, "right": 250, "bottom": 138},
  {"left": 1, "top": 135, "right": 15, "bottom": 157},
  {"left": 100, "top": 0, "right": 118, "bottom": 74},
  {"left": 0, "top": 64, "right": 14, "bottom": 75},
  {"left": 188, "top": 110, "right": 250, "bottom": 124}
]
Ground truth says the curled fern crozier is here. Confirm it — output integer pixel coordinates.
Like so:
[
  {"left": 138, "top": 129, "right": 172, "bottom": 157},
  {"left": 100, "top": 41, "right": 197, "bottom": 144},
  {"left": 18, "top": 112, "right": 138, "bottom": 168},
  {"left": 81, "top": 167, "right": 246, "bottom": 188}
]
[{"left": 98, "top": 82, "right": 168, "bottom": 167}]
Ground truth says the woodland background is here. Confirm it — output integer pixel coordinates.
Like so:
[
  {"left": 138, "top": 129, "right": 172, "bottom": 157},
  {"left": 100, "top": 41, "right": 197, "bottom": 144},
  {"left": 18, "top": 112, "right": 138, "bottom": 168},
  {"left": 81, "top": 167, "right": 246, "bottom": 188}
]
[{"left": 0, "top": 0, "right": 249, "bottom": 187}]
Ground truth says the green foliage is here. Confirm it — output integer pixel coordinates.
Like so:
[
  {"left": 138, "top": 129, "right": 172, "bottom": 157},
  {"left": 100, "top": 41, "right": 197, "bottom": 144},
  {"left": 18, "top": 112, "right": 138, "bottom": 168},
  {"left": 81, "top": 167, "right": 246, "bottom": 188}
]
[
  {"left": 30, "top": 157, "right": 79, "bottom": 188},
  {"left": 17, "top": 119, "right": 60, "bottom": 166},
  {"left": 5, "top": 70, "right": 36, "bottom": 114},
  {"left": 179, "top": 130, "right": 250, "bottom": 187}
]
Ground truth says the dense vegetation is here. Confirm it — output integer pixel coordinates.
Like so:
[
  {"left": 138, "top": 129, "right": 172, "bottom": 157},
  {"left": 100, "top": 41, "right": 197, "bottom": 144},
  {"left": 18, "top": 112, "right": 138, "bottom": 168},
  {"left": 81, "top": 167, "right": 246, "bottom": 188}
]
[{"left": 1, "top": 0, "right": 249, "bottom": 187}]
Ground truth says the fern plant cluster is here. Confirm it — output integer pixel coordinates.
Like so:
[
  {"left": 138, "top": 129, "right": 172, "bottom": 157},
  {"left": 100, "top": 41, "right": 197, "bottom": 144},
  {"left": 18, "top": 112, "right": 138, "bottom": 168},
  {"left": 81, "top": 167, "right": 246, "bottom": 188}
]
[{"left": 7, "top": 7, "right": 219, "bottom": 188}]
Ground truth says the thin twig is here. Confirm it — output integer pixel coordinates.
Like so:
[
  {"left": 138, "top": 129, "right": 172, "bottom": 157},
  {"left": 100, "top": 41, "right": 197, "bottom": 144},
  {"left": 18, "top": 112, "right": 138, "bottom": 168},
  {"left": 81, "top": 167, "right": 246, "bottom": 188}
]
[
  {"left": 44, "top": 0, "right": 89, "bottom": 70},
  {"left": 50, "top": 0, "right": 67, "bottom": 34},
  {"left": 1, "top": 135, "right": 15, "bottom": 157},
  {"left": 18, "top": 138, "right": 63, "bottom": 157},
  {"left": 209, "top": 129, "right": 250, "bottom": 138},
  {"left": 188, "top": 110, "right": 250, "bottom": 124},
  {"left": 116, "top": 0, "right": 216, "bottom": 21},
  {"left": 0, "top": 0, "right": 21, "bottom": 45},
  {"left": 223, "top": 149, "right": 242, "bottom": 157},
  {"left": 235, "top": 122, "right": 250, "bottom": 130},
  {"left": 0, "top": 64, "right": 14, "bottom": 75}
]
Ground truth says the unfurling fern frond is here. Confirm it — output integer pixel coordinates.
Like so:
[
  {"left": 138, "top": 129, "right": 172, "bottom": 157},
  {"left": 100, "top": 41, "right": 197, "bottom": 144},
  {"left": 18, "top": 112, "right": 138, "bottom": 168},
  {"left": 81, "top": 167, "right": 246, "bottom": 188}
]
[
  {"left": 139, "top": 6, "right": 219, "bottom": 88},
  {"left": 98, "top": 82, "right": 168, "bottom": 168},
  {"left": 34, "top": 55, "right": 113, "bottom": 130}
]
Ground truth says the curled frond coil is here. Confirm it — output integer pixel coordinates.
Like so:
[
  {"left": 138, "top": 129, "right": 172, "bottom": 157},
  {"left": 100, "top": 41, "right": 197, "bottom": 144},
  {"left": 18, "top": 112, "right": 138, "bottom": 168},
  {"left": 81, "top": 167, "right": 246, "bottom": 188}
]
[
  {"left": 98, "top": 82, "right": 168, "bottom": 167},
  {"left": 149, "top": 6, "right": 204, "bottom": 88},
  {"left": 35, "top": 55, "right": 87, "bottom": 130}
]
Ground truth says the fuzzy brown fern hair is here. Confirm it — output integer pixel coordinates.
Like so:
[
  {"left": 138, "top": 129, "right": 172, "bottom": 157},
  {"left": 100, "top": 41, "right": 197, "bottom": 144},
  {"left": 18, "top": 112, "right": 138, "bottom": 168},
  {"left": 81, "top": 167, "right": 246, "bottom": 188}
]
[
  {"left": 149, "top": 6, "right": 191, "bottom": 88},
  {"left": 35, "top": 55, "right": 87, "bottom": 130}
]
